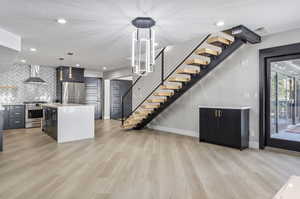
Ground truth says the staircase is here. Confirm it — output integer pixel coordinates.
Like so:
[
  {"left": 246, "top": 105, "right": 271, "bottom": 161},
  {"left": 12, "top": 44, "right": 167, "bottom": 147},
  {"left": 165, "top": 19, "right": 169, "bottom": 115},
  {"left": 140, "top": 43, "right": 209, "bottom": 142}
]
[{"left": 122, "top": 25, "right": 261, "bottom": 129}]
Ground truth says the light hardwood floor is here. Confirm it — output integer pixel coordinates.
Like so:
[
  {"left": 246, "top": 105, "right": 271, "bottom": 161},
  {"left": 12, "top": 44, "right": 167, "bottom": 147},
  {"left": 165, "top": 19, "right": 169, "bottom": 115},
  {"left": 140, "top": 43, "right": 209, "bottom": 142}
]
[{"left": 1, "top": 120, "right": 300, "bottom": 199}]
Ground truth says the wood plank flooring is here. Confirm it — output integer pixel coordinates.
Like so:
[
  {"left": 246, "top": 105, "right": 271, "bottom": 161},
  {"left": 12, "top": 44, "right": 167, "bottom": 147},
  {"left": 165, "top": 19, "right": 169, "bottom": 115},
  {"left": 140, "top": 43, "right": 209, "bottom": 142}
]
[{"left": 0, "top": 120, "right": 300, "bottom": 199}]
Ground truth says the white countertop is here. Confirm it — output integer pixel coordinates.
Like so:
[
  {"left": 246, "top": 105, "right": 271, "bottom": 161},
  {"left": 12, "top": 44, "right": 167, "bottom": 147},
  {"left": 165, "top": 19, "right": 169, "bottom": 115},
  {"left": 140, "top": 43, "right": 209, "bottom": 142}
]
[
  {"left": 199, "top": 105, "right": 251, "bottom": 110},
  {"left": 42, "top": 103, "right": 94, "bottom": 108}
]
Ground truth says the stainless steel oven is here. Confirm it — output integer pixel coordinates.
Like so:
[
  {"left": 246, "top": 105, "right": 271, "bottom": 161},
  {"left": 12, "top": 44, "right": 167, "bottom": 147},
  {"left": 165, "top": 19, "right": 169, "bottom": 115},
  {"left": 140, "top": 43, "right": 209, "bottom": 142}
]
[{"left": 24, "top": 102, "right": 46, "bottom": 128}]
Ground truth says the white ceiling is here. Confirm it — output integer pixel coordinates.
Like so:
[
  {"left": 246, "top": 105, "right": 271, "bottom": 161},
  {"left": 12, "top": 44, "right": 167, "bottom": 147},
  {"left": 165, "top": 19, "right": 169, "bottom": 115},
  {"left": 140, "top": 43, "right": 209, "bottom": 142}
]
[{"left": 1, "top": 0, "right": 300, "bottom": 71}]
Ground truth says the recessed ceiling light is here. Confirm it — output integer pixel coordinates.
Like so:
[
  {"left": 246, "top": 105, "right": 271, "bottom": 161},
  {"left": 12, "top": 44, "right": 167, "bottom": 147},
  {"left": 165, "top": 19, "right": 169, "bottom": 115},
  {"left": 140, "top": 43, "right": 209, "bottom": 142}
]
[
  {"left": 57, "top": 18, "right": 67, "bottom": 24},
  {"left": 103, "top": 67, "right": 107, "bottom": 70},
  {"left": 30, "top": 48, "right": 37, "bottom": 52},
  {"left": 154, "top": 42, "right": 159, "bottom": 46},
  {"left": 20, "top": 59, "right": 26, "bottom": 63},
  {"left": 215, "top": 21, "right": 225, "bottom": 27},
  {"left": 76, "top": 64, "right": 80, "bottom": 67}
]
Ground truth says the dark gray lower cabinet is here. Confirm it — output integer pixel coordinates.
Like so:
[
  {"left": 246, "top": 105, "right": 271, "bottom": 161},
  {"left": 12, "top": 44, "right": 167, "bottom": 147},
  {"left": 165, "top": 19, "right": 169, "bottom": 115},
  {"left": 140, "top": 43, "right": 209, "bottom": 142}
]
[
  {"left": 3, "top": 105, "right": 25, "bottom": 130},
  {"left": 43, "top": 107, "right": 57, "bottom": 141},
  {"left": 199, "top": 107, "right": 250, "bottom": 150},
  {"left": 0, "top": 108, "right": 4, "bottom": 152}
]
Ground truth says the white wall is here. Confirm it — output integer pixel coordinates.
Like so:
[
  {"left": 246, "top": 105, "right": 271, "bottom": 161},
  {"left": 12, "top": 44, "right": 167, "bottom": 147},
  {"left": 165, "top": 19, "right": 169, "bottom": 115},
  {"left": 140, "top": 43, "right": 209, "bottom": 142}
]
[{"left": 148, "top": 28, "right": 300, "bottom": 149}]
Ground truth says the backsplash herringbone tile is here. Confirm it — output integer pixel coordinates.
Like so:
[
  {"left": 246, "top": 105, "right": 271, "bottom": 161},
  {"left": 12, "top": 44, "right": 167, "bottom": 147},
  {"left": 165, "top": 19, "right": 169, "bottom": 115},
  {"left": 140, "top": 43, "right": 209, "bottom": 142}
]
[{"left": 0, "top": 65, "right": 56, "bottom": 104}]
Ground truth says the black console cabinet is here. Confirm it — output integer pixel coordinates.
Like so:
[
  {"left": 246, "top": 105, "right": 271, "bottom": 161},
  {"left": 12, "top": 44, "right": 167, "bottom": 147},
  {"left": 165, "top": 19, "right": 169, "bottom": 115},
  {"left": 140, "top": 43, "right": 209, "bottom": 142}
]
[{"left": 199, "top": 107, "right": 250, "bottom": 150}]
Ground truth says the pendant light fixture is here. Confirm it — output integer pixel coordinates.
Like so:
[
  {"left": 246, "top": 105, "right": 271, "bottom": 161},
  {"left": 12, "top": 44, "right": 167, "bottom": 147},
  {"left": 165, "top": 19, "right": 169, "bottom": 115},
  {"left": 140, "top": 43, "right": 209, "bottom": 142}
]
[
  {"left": 58, "top": 57, "right": 64, "bottom": 81},
  {"left": 67, "top": 52, "right": 74, "bottom": 79},
  {"left": 131, "top": 17, "right": 156, "bottom": 76}
]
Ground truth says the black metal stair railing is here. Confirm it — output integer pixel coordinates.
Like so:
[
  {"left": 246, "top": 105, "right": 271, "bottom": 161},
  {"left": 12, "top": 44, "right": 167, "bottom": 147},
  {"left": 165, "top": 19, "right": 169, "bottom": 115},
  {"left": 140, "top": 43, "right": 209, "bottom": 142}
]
[
  {"left": 121, "top": 47, "right": 165, "bottom": 125},
  {"left": 121, "top": 34, "right": 211, "bottom": 126},
  {"left": 121, "top": 25, "right": 261, "bottom": 128}
]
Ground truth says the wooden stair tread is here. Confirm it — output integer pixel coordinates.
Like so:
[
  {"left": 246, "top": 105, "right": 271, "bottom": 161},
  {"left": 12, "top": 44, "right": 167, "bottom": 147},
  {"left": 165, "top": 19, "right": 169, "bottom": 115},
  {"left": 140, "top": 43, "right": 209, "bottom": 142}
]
[
  {"left": 127, "top": 116, "right": 145, "bottom": 121},
  {"left": 220, "top": 32, "right": 235, "bottom": 43},
  {"left": 195, "top": 48, "right": 221, "bottom": 56},
  {"left": 168, "top": 76, "right": 191, "bottom": 82},
  {"left": 141, "top": 104, "right": 160, "bottom": 109},
  {"left": 176, "top": 68, "right": 200, "bottom": 75},
  {"left": 122, "top": 124, "right": 137, "bottom": 129},
  {"left": 134, "top": 111, "right": 152, "bottom": 116},
  {"left": 207, "top": 36, "right": 232, "bottom": 47},
  {"left": 147, "top": 98, "right": 167, "bottom": 103},
  {"left": 160, "top": 84, "right": 182, "bottom": 90},
  {"left": 185, "top": 58, "right": 210, "bottom": 66},
  {"left": 154, "top": 91, "right": 174, "bottom": 97}
]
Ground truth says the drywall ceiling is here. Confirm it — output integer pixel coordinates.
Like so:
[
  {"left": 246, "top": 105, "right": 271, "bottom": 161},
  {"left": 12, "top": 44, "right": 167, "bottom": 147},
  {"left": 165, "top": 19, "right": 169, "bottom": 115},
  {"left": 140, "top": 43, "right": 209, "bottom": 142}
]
[{"left": 1, "top": 0, "right": 300, "bottom": 71}]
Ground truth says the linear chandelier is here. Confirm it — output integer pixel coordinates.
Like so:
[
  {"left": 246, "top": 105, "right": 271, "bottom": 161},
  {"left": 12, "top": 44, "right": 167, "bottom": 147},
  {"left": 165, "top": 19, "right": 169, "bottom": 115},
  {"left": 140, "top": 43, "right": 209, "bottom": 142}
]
[{"left": 131, "top": 17, "right": 156, "bottom": 76}]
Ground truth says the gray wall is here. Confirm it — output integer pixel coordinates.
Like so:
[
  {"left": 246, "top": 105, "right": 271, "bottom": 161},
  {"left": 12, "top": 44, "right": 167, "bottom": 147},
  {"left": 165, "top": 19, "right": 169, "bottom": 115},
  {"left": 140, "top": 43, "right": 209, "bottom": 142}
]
[
  {"left": 147, "top": 28, "right": 300, "bottom": 149},
  {"left": 0, "top": 65, "right": 56, "bottom": 104}
]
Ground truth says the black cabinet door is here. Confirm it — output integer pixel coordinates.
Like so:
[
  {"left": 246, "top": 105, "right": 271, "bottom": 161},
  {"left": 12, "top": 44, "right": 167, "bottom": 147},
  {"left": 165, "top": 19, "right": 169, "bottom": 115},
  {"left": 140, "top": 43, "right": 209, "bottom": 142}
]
[
  {"left": 71, "top": 68, "right": 84, "bottom": 83},
  {"left": 3, "top": 105, "right": 25, "bottom": 130},
  {"left": 200, "top": 108, "right": 219, "bottom": 142},
  {"left": 218, "top": 109, "right": 241, "bottom": 147},
  {"left": 110, "top": 80, "right": 132, "bottom": 119},
  {"left": 50, "top": 108, "right": 58, "bottom": 140},
  {"left": 0, "top": 109, "right": 4, "bottom": 152},
  {"left": 3, "top": 106, "right": 9, "bottom": 130}
]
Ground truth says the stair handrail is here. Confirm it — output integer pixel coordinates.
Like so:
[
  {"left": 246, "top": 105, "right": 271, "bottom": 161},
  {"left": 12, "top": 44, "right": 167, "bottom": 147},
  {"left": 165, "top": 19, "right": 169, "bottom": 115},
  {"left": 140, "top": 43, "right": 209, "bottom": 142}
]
[
  {"left": 122, "top": 48, "right": 166, "bottom": 99},
  {"left": 122, "top": 34, "right": 211, "bottom": 125},
  {"left": 121, "top": 47, "right": 165, "bottom": 124},
  {"left": 163, "top": 34, "right": 211, "bottom": 81}
]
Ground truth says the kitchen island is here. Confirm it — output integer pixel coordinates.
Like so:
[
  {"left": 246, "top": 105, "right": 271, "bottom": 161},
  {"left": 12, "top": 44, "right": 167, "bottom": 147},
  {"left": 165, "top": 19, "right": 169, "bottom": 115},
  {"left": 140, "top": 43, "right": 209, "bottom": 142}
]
[{"left": 42, "top": 104, "right": 95, "bottom": 143}]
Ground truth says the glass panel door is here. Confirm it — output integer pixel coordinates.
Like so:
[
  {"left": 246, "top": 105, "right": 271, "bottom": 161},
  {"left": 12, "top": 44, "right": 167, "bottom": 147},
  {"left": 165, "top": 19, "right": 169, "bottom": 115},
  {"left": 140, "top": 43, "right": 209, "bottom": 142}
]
[{"left": 267, "top": 56, "right": 300, "bottom": 150}]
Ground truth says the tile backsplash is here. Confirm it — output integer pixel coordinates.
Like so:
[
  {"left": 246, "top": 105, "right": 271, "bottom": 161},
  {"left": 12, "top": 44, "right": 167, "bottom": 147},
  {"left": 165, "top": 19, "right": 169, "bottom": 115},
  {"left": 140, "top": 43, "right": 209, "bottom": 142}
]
[{"left": 0, "top": 65, "right": 56, "bottom": 104}]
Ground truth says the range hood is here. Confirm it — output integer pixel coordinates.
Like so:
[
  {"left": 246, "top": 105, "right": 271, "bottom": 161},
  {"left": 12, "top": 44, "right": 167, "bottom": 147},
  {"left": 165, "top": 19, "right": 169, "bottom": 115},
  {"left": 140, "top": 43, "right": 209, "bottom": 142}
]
[{"left": 24, "top": 65, "right": 46, "bottom": 84}]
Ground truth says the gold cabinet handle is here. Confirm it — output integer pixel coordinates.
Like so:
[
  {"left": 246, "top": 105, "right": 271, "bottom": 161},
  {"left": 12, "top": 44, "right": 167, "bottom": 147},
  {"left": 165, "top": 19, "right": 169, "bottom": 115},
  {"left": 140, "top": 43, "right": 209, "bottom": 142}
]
[
  {"left": 218, "top": 110, "right": 221, "bottom": 117},
  {"left": 215, "top": 110, "right": 218, "bottom": 118}
]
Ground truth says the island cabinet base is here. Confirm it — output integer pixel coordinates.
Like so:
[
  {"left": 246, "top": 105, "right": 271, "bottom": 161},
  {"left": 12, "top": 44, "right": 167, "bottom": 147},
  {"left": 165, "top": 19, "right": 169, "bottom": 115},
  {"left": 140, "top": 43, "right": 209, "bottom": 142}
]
[
  {"left": 199, "top": 107, "right": 250, "bottom": 150},
  {"left": 43, "top": 104, "right": 95, "bottom": 143},
  {"left": 43, "top": 107, "right": 58, "bottom": 141}
]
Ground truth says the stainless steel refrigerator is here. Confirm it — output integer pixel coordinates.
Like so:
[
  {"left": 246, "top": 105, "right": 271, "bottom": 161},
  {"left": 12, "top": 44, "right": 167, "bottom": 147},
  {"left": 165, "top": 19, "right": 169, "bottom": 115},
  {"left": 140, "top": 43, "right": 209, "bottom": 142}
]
[{"left": 62, "top": 82, "right": 85, "bottom": 104}]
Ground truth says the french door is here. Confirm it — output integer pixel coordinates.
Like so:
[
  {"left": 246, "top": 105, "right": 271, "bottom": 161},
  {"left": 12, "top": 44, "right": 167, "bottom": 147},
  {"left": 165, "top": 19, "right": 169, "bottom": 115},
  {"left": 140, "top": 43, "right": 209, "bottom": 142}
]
[{"left": 266, "top": 54, "right": 300, "bottom": 151}]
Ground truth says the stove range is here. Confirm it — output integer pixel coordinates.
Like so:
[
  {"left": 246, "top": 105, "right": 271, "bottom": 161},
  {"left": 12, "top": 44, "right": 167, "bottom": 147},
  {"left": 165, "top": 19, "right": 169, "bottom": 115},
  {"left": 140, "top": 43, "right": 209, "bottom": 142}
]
[{"left": 24, "top": 101, "right": 47, "bottom": 128}]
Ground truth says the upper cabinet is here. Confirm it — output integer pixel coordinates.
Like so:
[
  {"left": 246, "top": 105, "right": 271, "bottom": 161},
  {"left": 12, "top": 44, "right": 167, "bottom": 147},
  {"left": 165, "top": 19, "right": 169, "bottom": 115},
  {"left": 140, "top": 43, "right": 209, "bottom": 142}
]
[{"left": 56, "top": 66, "right": 84, "bottom": 83}]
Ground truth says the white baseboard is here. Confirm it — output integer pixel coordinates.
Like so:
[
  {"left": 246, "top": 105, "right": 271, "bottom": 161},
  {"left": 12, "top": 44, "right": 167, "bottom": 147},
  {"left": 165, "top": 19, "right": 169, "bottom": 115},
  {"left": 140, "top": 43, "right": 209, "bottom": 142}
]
[
  {"left": 103, "top": 116, "right": 110, "bottom": 120},
  {"left": 148, "top": 124, "right": 198, "bottom": 137},
  {"left": 148, "top": 124, "right": 259, "bottom": 149}
]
